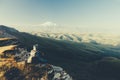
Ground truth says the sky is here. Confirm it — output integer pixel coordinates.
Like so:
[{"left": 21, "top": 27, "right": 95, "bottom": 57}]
[{"left": 0, "top": 0, "right": 120, "bottom": 33}]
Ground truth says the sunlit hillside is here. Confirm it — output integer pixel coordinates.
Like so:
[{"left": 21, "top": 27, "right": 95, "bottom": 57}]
[{"left": 0, "top": 45, "right": 17, "bottom": 54}]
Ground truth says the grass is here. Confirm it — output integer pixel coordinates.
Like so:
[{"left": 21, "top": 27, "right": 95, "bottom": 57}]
[{"left": 0, "top": 45, "right": 17, "bottom": 54}]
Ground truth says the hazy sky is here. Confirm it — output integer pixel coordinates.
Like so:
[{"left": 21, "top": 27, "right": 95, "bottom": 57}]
[{"left": 0, "top": 0, "right": 120, "bottom": 33}]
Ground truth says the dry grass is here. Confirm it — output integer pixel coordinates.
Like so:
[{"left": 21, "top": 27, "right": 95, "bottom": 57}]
[
  {"left": 0, "top": 60, "right": 25, "bottom": 78},
  {"left": 0, "top": 45, "right": 17, "bottom": 54},
  {"left": 0, "top": 38, "right": 13, "bottom": 41}
]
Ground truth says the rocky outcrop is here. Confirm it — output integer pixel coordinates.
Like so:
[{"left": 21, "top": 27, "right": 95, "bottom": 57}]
[
  {"left": 0, "top": 38, "right": 72, "bottom": 80},
  {"left": 16, "top": 45, "right": 73, "bottom": 80},
  {"left": 49, "top": 65, "right": 72, "bottom": 80}
]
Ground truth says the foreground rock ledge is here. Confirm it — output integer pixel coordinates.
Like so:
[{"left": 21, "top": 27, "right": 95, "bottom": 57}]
[{"left": 0, "top": 44, "right": 72, "bottom": 80}]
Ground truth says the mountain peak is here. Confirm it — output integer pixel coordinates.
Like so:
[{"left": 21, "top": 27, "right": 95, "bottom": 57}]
[
  {"left": 0, "top": 25, "right": 19, "bottom": 38},
  {"left": 0, "top": 25, "right": 18, "bottom": 33}
]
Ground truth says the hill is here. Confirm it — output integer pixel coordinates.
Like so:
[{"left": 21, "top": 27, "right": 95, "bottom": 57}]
[
  {"left": 1, "top": 25, "right": 120, "bottom": 80},
  {"left": 0, "top": 26, "right": 72, "bottom": 80}
]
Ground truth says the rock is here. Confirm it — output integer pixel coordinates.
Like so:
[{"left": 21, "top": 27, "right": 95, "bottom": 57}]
[
  {"left": 52, "top": 65, "right": 63, "bottom": 72},
  {"left": 50, "top": 65, "right": 72, "bottom": 80},
  {"left": 0, "top": 44, "right": 73, "bottom": 80}
]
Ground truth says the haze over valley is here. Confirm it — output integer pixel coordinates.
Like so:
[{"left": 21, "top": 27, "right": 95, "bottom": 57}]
[{"left": 1, "top": 0, "right": 120, "bottom": 80}]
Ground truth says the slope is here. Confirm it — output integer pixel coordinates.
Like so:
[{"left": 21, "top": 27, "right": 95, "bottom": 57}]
[{"left": 1, "top": 25, "right": 120, "bottom": 80}]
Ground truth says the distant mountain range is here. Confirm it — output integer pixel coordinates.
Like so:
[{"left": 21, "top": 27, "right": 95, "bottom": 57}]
[
  {"left": 1, "top": 25, "right": 120, "bottom": 80},
  {"left": 32, "top": 32, "right": 120, "bottom": 46}
]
